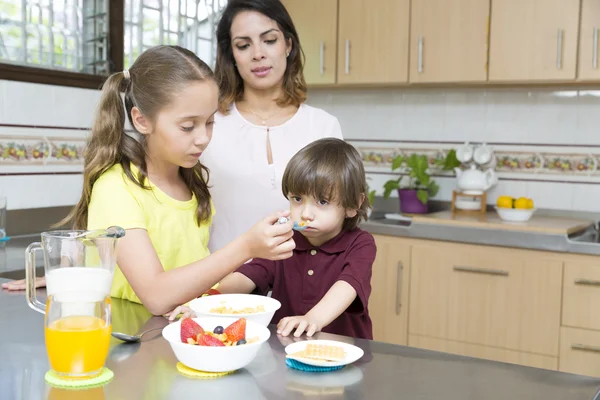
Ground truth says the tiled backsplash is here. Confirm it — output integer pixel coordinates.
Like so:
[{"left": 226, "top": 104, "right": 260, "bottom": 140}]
[
  {"left": 306, "top": 87, "right": 600, "bottom": 213},
  {"left": 3, "top": 79, "right": 600, "bottom": 213}
]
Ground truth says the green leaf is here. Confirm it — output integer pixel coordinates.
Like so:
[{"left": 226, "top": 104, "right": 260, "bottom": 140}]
[
  {"left": 383, "top": 179, "right": 401, "bottom": 199},
  {"left": 417, "top": 189, "right": 429, "bottom": 204},
  {"left": 442, "top": 149, "right": 461, "bottom": 171},
  {"left": 428, "top": 181, "right": 440, "bottom": 198},
  {"left": 367, "top": 190, "right": 376, "bottom": 205},
  {"left": 391, "top": 155, "right": 404, "bottom": 171}
]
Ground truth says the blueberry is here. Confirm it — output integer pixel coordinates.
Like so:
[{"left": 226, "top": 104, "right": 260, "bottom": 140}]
[
  {"left": 236, "top": 339, "right": 247, "bottom": 345},
  {"left": 214, "top": 326, "right": 224, "bottom": 334}
]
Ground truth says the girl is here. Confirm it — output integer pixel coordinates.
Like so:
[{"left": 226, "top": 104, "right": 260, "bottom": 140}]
[
  {"left": 201, "top": 0, "right": 343, "bottom": 254},
  {"left": 217, "top": 138, "right": 376, "bottom": 339},
  {"left": 3, "top": 45, "right": 295, "bottom": 316}
]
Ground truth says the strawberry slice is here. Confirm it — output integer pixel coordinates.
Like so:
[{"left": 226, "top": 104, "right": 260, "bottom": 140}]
[
  {"left": 224, "top": 318, "right": 246, "bottom": 342},
  {"left": 180, "top": 318, "right": 205, "bottom": 343},
  {"left": 196, "top": 334, "right": 225, "bottom": 347}
]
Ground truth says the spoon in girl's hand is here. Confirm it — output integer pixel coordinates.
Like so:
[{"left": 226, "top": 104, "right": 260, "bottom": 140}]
[{"left": 277, "top": 216, "right": 309, "bottom": 231}]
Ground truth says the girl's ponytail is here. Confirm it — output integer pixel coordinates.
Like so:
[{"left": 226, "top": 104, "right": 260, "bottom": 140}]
[{"left": 56, "top": 71, "right": 128, "bottom": 230}]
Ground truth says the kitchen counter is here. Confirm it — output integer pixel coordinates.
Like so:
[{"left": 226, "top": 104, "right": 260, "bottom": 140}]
[
  {"left": 0, "top": 235, "right": 44, "bottom": 280},
  {"left": 362, "top": 209, "right": 600, "bottom": 256},
  {"left": 2, "top": 278, "right": 600, "bottom": 400}
]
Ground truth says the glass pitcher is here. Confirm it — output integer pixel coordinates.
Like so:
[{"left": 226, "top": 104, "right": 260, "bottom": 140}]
[
  {"left": 25, "top": 226, "right": 125, "bottom": 314},
  {"left": 45, "top": 293, "right": 111, "bottom": 379}
]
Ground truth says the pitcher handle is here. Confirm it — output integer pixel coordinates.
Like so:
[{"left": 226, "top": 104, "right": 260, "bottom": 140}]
[{"left": 25, "top": 242, "right": 45, "bottom": 314}]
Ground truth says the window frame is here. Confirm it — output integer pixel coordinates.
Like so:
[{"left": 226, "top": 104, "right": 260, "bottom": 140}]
[{"left": 0, "top": 0, "right": 124, "bottom": 89}]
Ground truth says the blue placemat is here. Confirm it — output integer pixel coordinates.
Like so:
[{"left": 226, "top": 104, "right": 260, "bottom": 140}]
[{"left": 285, "top": 358, "right": 344, "bottom": 372}]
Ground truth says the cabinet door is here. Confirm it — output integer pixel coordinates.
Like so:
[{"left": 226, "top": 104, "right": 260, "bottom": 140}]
[
  {"left": 409, "top": 242, "right": 562, "bottom": 356},
  {"left": 489, "top": 0, "right": 580, "bottom": 81},
  {"left": 410, "top": 0, "right": 490, "bottom": 83},
  {"left": 337, "top": 0, "right": 410, "bottom": 84},
  {"left": 559, "top": 326, "right": 600, "bottom": 378},
  {"left": 578, "top": 0, "right": 600, "bottom": 81},
  {"left": 562, "top": 260, "right": 600, "bottom": 331},
  {"left": 369, "top": 235, "right": 410, "bottom": 345},
  {"left": 281, "top": 0, "right": 338, "bottom": 84}
]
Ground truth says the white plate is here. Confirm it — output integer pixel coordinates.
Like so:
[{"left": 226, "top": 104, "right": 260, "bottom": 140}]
[{"left": 284, "top": 340, "right": 364, "bottom": 367}]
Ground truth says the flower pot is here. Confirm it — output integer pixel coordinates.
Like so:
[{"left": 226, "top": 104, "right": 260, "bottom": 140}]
[{"left": 398, "top": 189, "right": 428, "bottom": 214}]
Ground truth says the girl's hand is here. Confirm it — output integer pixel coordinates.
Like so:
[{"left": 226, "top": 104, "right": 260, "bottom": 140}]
[
  {"left": 1, "top": 276, "right": 46, "bottom": 291},
  {"left": 164, "top": 305, "right": 196, "bottom": 321},
  {"left": 277, "top": 315, "right": 323, "bottom": 338},
  {"left": 244, "top": 211, "right": 295, "bottom": 261}
]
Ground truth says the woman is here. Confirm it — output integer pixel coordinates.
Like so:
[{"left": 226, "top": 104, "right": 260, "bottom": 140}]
[{"left": 201, "top": 0, "right": 343, "bottom": 252}]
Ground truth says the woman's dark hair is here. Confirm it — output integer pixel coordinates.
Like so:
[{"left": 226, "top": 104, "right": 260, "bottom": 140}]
[{"left": 215, "top": 0, "right": 307, "bottom": 114}]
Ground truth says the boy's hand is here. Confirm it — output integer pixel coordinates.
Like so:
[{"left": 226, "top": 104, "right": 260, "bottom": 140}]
[
  {"left": 277, "top": 315, "right": 323, "bottom": 337},
  {"left": 164, "top": 305, "right": 196, "bottom": 321}
]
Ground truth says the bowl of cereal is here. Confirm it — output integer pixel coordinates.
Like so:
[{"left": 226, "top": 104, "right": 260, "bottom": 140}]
[
  {"left": 162, "top": 316, "right": 271, "bottom": 372},
  {"left": 189, "top": 294, "right": 281, "bottom": 327}
]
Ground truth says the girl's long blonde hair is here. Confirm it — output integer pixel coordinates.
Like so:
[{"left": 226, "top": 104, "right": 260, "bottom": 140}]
[{"left": 59, "top": 45, "right": 215, "bottom": 230}]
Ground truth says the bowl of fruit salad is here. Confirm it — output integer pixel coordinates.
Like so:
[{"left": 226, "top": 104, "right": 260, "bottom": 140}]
[
  {"left": 162, "top": 316, "right": 271, "bottom": 372},
  {"left": 189, "top": 294, "right": 281, "bottom": 327}
]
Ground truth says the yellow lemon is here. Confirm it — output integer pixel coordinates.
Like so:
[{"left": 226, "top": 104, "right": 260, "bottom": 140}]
[
  {"left": 514, "top": 197, "right": 529, "bottom": 209},
  {"left": 527, "top": 198, "right": 534, "bottom": 209},
  {"left": 496, "top": 195, "right": 514, "bottom": 208}
]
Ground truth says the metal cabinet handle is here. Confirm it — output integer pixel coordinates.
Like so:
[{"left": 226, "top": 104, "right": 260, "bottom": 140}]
[
  {"left": 574, "top": 279, "right": 600, "bottom": 286},
  {"left": 572, "top": 343, "right": 600, "bottom": 353},
  {"left": 344, "top": 40, "right": 350, "bottom": 74},
  {"left": 417, "top": 36, "right": 424, "bottom": 73},
  {"left": 556, "top": 29, "right": 563, "bottom": 70},
  {"left": 396, "top": 262, "right": 403, "bottom": 315},
  {"left": 453, "top": 266, "right": 509, "bottom": 276},
  {"left": 593, "top": 27, "right": 598, "bottom": 70},
  {"left": 319, "top": 41, "right": 324, "bottom": 75}
]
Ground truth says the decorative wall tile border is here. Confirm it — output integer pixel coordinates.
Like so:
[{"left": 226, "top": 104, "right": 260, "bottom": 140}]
[
  {"left": 354, "top": 143, "right": 600, "bottom": 180},
  {"left": 0, "top": 135, "right": 85, "bottom": 165}
]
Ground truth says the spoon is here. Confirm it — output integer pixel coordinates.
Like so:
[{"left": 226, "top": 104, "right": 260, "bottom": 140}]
[
  {"left": 277, "top": 216, "right": 308, "bottom": 231},
  {"left": 112, "top": 327, "right": 164, "bottom": 343}
]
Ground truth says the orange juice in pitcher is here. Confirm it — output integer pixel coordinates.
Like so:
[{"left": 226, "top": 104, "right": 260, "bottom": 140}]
[{"left": 44, "top": 294, "right": 112, "bottom": 379}]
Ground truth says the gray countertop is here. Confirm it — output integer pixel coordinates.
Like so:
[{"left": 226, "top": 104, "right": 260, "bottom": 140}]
[
  {"left": 2, "top": 278, "right": 600, "bottom": 400},
  {"left": 361, "top": 211, "right": 600, "bottom": 256}
]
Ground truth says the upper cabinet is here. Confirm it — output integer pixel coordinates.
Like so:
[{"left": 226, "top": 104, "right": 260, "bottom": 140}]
[
  {"left": 337, "top": 0, "right": 410, "bottom": 84},
  {"left": 409, "top": 0, "right": 490, "bottom": 83},
  {"left": 489, "top": 0, "right": 580, "bottom": 81},
  {"left": 578, "top": 0, "right": 600, "bottom": 81},
  {"left": 281, "top": 0, "right": 338, "bottom": 85},
  {"left": 283, "top": 0, "right": 600, "bottom": 86}
]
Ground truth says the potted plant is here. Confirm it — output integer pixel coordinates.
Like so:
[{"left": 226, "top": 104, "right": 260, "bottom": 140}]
[
  {"left": 365, "top": 179, "right": 376, "bottom": 218},
  {"left": 383, "top": 150, "right": 460, "bottom": 214}
]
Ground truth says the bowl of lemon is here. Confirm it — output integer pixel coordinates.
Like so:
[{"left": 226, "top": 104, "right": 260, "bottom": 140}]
[{"left": 494, "top": 196, "right": 536, "bottom": 222}]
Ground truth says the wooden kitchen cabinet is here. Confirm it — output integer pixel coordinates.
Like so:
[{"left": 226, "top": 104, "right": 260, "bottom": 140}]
[
  {"left": 409, "top": 0, "right": 490, "bottom": 83},
  {"left": 281, "top": 0, "right": 338, "bottom": 85},
  {"left": 559, "top": 326, "right": 600, "bottom": 377},
  {"left": 578, "top": 0, "right": 600, "bottom": 81},
  {"left": 562, "top": 259, "right": 600, "bottom": 331},
  {"left": 409, "top": 241, "right": 563, "bottom": 356},
  {"left": 337, "top": 0, "right": 410, "bottom": 84},
  {"left": 369, "top": 235, "right": 411, "bottom": 345},
  {"left": 488, "top": 0, "right": 580, "bottom": 81}
]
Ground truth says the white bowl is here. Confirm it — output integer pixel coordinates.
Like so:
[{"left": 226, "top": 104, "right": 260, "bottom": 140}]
[
  {"left": 494, "top": 206, "right": 536, "bottom": 222},
  {"left": 189, "top": 294, "right": 281, "bottom": 327},
  {"left": 162, "top": 316, "right": 271, "bottom": 372}
]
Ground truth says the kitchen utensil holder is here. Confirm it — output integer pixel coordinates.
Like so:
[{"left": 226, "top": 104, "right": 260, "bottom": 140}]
[{"left": 451, "top": 190, "right": 487, "bottom": 221}]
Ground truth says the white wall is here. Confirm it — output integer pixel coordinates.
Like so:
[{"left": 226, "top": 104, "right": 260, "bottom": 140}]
[
  {"left": 3, "top": 80, "right": 600, "bottom": 213},
  {"left": 0, "top": 79, "right": 100, "bottom": 210},
  {"left": 306, "top": 87, "right": 600, "bottom": 213}
]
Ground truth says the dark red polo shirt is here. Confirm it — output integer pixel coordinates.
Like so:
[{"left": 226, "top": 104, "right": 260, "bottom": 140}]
[{"left": 235, "top": 228, "right": 376, "bottom": 339}]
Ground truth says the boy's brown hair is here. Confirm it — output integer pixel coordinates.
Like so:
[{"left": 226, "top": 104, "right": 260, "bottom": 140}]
[{"left": 282, "top": 138, "right": 370, "bottom": 231}]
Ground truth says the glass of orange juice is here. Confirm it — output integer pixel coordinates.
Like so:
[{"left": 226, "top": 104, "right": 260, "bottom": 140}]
[{"left": 44, "top": 293, "right": 112, "bottom": 379}]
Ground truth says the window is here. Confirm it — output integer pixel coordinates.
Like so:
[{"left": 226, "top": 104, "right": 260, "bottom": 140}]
[
  {"left": 124, "top": 0, "right": 227, "bottom": 69},
  {"left": 0, "top": 0, "right": 227, "bottom": 88}
]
